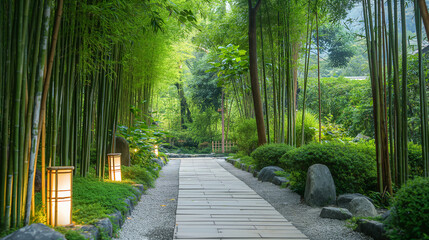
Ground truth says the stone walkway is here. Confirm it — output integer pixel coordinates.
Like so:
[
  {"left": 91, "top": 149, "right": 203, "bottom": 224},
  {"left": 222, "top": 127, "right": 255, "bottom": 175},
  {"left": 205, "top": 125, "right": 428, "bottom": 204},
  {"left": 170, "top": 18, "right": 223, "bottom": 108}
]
[{"left": 173, "top": 158, "right": 308, "bottom": 239}]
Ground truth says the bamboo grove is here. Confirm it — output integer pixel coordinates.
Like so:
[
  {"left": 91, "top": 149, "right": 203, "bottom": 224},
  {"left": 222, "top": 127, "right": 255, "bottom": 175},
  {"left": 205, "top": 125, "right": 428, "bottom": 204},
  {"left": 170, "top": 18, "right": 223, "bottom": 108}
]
[
  {"left": 362, "top": 0, "right": 429, "bottom": 193},
  {"left": 197, "top": 0, "right": 429, "bottom": 194},
  {"left": 0, "top": 0, "right": 195, "bottom": 231}
]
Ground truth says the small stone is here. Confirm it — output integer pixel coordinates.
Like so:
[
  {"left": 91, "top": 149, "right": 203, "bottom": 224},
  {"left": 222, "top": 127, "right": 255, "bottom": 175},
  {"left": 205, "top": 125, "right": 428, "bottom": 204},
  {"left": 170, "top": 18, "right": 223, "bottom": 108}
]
[
  {"left": 123, "top": 198, "right": 132, "bottom": 216},
  {"left": 108, "top": 210, "right": 123, "bottom": 227},
  {"left": 348, "top": 197, "right": 377, "bottom": 217},
  {"left": 272, "top": 176, "right": 289, "bottom": 186},
  {"left": 356, "top": 219, "right": 388, "bottom": 240},
  {"left": 258, "top": 166, "right": 284, "bottom": 182},
  {"left": 304, "top": 164, "right": 336, "bottom": 207},
  {"left": 248, "top": 165, "right": 255, "bottom": 173},
  {"left": 152, "top": 158, "right": 164, "bottom": 167},
  {"left": 240, "top": 163, "right": 247, "bottom": 171},
  {"left": 320, "top": 207, "right": 353, "bottom": 220},
  {"left": 1, "top": 223, "right": 65, "bottom": 240},
  {"left": 337, "top": 193, "right": 373, "bottom": 208},
  {"left": 78, "top": 225, "right": 99, "bottom": 240},
  {"left": 94, "top": 218, "right": 113, "bottom": 238}
]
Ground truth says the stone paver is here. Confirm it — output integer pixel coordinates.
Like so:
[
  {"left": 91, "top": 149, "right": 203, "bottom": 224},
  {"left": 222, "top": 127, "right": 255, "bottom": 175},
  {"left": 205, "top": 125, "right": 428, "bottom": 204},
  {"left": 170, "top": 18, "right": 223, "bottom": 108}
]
[{"left": 173, "top": 158, "right": 308, "bottom": 239}]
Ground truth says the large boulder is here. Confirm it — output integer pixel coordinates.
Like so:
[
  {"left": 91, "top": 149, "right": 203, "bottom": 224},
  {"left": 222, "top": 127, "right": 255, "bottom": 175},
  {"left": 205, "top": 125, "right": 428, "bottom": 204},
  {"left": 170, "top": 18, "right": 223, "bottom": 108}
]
[
  {"left": 115, "top": 136, "right": 130, "bottom": 166},
  {"left": 348, "top": 197, "right": 377, "bottom": 217},
  {"left": 304, "top": 164, "right": 336, "bottom": 207},
  {"left": 337, "top": 193, "right": 373, "bottom": 208},
  {"left": 258, "top": 166, "right": 284, "bottom": 182},
  {"left": 2, "top": 223, "right": 65, "bottom": 240},
  {"left": 320, "top": 207, "right": 353, "bottom": 220}
]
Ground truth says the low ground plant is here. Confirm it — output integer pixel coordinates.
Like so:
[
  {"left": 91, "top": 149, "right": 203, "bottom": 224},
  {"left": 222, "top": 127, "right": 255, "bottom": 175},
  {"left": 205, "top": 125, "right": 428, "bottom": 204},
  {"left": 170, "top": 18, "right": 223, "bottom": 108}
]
[{"left": 279, "top": 142, "right": 377, "bottom": 195}]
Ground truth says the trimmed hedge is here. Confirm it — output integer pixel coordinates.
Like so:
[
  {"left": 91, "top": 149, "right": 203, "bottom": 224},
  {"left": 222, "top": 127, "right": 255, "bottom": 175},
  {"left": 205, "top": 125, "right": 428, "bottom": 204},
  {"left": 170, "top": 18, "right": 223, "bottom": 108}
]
[
  {"left": 279, "top": 142, "right": 377, "bottom": 195},
  {"left": 251, "top": 144, "right": 294, "bottom": 170},
  {"left": 387, "top": 177, "right": 429, "bottom": 240}
]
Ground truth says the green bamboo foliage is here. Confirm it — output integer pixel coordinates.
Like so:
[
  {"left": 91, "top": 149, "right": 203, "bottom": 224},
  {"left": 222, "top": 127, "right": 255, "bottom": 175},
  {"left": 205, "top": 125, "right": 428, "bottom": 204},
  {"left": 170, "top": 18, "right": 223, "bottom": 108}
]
[{"left": 414, "top": 0, "right": 429, "bottom": 177}]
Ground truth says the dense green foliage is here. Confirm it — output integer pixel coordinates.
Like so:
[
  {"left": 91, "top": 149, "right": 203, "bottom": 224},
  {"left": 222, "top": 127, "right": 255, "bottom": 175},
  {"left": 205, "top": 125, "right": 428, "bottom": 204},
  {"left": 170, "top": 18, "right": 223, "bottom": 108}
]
[
  {"left": 122, "top": 165, "right": 158, "bottom": 189},
  {"left": 72, "top": 177, "right": 137, "bottom": 225},
  {"left": 231, "top": 118, "right": 258, "bottom": 155},
  {"left": 295, "top": 110, "right": 318, "bottom": 147},
  {"left": 387, "top": 177, "right": 429, "bottom": 240},
  {"left": 251, "top": 144, "right": 295, "bottom": 170},
  {"left": 407, "top": 142, "right": 424, "bottom": 178},
  {"left": 279, "top": 142, "right": 377, "bottom": 195}
]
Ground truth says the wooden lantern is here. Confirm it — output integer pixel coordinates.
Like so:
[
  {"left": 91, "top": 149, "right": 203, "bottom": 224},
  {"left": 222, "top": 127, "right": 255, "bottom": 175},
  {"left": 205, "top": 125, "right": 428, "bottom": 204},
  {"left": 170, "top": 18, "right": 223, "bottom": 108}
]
[
  {"left": 47, "top": 166, "right": 74, "bottom": 226},
  {"left": 107, "top": 153, "right": 122, "bottom": 181}
]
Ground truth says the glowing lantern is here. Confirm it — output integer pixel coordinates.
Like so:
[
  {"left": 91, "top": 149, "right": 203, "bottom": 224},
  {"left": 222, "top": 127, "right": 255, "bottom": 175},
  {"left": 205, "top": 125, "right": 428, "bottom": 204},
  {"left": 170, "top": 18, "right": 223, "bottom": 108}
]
[
  {"left": 47, "top": 166, "right": 74, "bottom": 226},
  {"left": 154, "top": 145, "right": 159, "bottom": 157},
  {"left": 107, "top": 153, "right": 122, "bottom": 181}
]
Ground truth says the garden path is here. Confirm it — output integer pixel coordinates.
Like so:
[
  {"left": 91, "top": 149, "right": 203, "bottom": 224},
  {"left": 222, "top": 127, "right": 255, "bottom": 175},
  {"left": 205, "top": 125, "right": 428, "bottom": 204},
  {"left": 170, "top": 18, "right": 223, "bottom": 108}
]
[{"left": 173, "top": 158, "right": 308, "bottom": 239}]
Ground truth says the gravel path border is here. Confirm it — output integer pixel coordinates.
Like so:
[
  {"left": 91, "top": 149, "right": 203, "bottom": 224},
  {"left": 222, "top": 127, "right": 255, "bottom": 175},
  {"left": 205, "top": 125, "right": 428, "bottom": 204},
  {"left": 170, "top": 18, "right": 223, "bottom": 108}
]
[
  {"left": 217, "top": 158, "right": 373, "bottom": 240},
  {"left": 116, "top": 159, "right": 180, "bottom": 240}
]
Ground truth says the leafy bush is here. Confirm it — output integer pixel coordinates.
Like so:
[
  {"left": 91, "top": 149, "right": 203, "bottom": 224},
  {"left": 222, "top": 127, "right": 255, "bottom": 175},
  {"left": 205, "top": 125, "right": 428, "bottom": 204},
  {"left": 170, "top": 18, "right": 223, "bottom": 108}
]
[
  {"left": 295, "top": 110, "right": 318, "bottom": 147},
  {"left": 239, "top": 156, "right": 256, "bottom": 167},
  {"left": 387, "top": 177, "right": 429, "bottom": 240},
  {"left": 408, "top": 142, "right": 424, "bottom": 177},
  {"left": 122, "top": 165, "right": 157, "bottom": 189},
  {"left": 231, "top": 118, "right": 258, "bottom": 155},
  {"left": 251, "top": 144, "right": 295, "bottom": 170},
  {"left": 279, "top": 142, "right": 377, "bottom": 195}
]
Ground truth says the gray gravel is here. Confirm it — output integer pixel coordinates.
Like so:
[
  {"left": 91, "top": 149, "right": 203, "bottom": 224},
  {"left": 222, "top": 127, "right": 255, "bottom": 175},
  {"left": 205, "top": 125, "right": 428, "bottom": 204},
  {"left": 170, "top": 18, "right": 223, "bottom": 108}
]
[
  {"left": 217, "top": 158, "right": 373, "bottom": 240},
  {"left": 116, "top": 159, "right": 180, "bottom": 240}
]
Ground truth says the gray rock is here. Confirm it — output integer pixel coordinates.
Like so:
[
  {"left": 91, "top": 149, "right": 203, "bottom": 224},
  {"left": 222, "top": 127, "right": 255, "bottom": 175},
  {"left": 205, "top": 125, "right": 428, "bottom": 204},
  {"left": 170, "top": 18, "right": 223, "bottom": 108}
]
[
  {"left": 304, "top": 164, "right": 336, "bottom": 207},
  {"left": 240, "top": 163, "right": 247, "bottom": 171},
  {"left": 2, "top": 223, "right": 66, "bottom": 240},
  {"left": 94, "top": 218, "right": 113, "bottom": 238},
  {"left": 337, "top": 193, "right": 373, "bottom": 208},
  {"left": 248, "top": 165, "right": 255, "bottom": 173},
  {"left": 132, "top": 184, "right": 144, "bottom": 196},
  {"left": 124, "top": 198, "right": 132, "bottom": 216},
  {"left": 152, "top": 158, "right": 165, "bottom": 167},
  {"left": 109, "top": 210, "right": 123, "bottom": 227},
  {"left": 258, "top": 166, "right": 284, "bottom": 182},
  {"left": 320, "top": 207, "right": 353, "bottom": 220},
  {"left": 272, "top": 176, "right": 289, "bottom": 186},
  {"left": 115, "top": 136, "right": 131, "bottom": 166},
  {"left": 78, "top": 225, "right": 99, "bottom": 240},
  {"left": 127, "top": 195, "right": 136, "bottom": 209},
  {"left": 356, "top": 219, "right": 388, "bottom": 240},
  {"left": 348, "top": 197, "right": 377, "bottom": 217},
  {"left": 353, "top": 133, "right": 370, "bottom": 142}
]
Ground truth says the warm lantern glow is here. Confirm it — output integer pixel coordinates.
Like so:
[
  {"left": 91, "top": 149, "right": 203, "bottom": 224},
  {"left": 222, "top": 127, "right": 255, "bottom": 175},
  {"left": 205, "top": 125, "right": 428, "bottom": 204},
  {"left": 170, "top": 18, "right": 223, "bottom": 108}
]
[
  {"left": 154, "top": 145, "right": 159, "bottom": 157},
  {"left": 108, "top": 153, "right": 122, "bottom": 181},
  {"left": 47, "top": 166, "right": 74, "bottom": 227}
]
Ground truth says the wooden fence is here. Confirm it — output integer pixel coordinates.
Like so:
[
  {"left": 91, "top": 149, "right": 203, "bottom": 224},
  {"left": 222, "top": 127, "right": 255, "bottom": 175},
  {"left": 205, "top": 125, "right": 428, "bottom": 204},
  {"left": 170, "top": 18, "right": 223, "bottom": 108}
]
[{"left": 212, "top": 141, "right": 236, "bottom": 153}]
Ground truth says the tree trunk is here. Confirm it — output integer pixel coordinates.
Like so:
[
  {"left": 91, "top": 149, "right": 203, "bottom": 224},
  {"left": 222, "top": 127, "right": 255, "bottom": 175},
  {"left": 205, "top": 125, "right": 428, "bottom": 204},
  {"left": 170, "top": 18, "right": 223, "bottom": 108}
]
[{"left": 248, "top": 0, "right": 266, "bottom": 146}]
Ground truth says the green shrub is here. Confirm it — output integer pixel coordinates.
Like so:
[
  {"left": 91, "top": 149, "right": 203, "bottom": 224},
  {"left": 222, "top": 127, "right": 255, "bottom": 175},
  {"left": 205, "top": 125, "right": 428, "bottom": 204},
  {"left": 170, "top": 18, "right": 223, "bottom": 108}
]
[
  {"left": 231, "top": 118, "right": 258, "bottom": 155},
  {"left": 387, "top": 177, "right": 429, "bottom": 240},
  {"left": 122, "top": 165, "right": 156, "bottom": 188},
  {"left": 239, "top": 156, "right": 256, "bottom": 166},
  {"left": 279, "top": 142, "right": 377, "bottom": 195},
  {"left": 251, "top": 144, "right": 295, "bottom": 170},
  {"left": 408, "top": 142, "right": 424, "bottom": 177},
  {"left": 294, "top": 110, "right": 318, "bottom": 147}
]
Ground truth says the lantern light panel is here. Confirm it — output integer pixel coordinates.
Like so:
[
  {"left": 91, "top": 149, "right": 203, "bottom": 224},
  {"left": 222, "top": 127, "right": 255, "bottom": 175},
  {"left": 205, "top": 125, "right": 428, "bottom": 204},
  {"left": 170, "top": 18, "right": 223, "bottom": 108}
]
[
  {"left": 108, "top": 153, "right": 122, "bottom": 181},
  {"left": 47, "top": 166, "right": 74, "bottom": 227}
]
